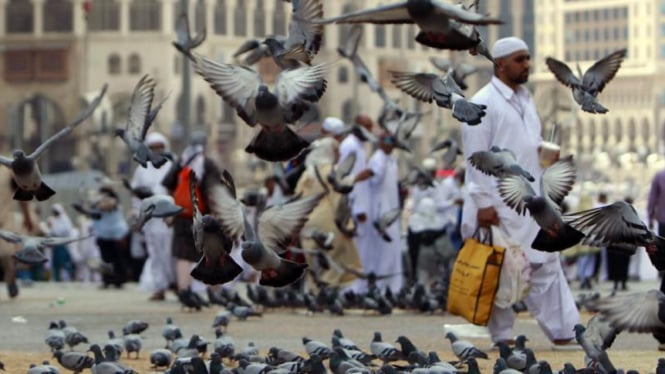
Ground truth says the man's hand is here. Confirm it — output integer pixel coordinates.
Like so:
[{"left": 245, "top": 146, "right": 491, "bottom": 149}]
[
  {"left": 354, "top": 169, "right": 374, "bottom": 183},
  {"left": 355, "top": 213, "right": 367, "bottom": 223},
  {"left": 477, "top": 206, "right": 499, "bottom": 228}
]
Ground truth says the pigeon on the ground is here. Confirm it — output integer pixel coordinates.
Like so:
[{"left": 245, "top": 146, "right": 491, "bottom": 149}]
[
  {"left": 132, "top": 195, "right": 183, "bottom": 231},
  {"left": 395, "top": 336, "right": 426, "bottom": 365},
  {"left": 574, "top": 324, "right": 616, "bottom": 374},
  {"left": 227, "top": 302, "right": 263, "bottom": 320},
  {"left": 172, "top": 11, "right": 206, "bottom": 59},
  {"left": 65, "top": 331, "right": 89, "bottom": 351},
  {"left": 45, "top": 322, "right": 65, "bottom": 352},
  {"left": 53, "top": 350, "right": 94, "bottom": 373},
  {"left": 122, "top": 320, "right": 149, "bottom": 335},
  {"left": 27, "top": 362, "right": 60, "bottom": 374},
  {"left": 213, "top": 328, "right": 236, "bottom": 358},
  {"left": 303, "top": 337, "right": 331, "bottom": 359},
  {"left": 0, "top": 84, "right": 106, "bottom": 201},
  {"left": 545, "top": 48, "right": 627, "bottom": 114},
  {"left": 498, "top": 155, "right": 584, "bottom": 252},
  {"left": 106, "top": 331, "right": 124, "bottom": 357},
  {"left": 150, "top": 348, "right": 173, "bottom": 369},
  {"left": 495, "top": 341, "right": 526, "bottom": 371},
  {"left": 370, "top": 332, "right": 402, "bottom": 363},
  {"left": 389, "top": 70, "right": 487, "bottom": 125},
  {"left": 0, "top": 230, "right": 88, "bottom": 266},
  {"left": 332, "top": 329, "right": 360, "bottom": 351},
  {"left": 114, "top": 75, "right": 171, "bottom": 168},
  {"left": 123, "top": 334, "right": 142, "bottom": 359},
  {"left": 373, "top": 208, "right": 401, "bottom": 242},
  {"left": 162, "top": 317, "right": 182, "bottom": 347},
  {"left": 192, "top": 54, "right": 329, "bottom": 162},
  {"left": 468, "top": 146, "right": 535, "bottom": 182},
  {"left": 444, "top": 331, "right": 488, "bottom": 361},
  {"left": 594, "top": 289, "right": 665, "bottom": 333},
  {"left": 212, "top": 310, "right": 232, "bottom": 330}
]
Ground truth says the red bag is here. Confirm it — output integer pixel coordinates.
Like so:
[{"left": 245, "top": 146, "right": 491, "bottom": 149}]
[{"left": 173, "top": 159, "right": 206, "bottom": 218}]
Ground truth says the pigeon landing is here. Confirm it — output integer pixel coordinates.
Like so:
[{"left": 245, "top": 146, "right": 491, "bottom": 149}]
[
  {"left": 546, "top": 48, "right": 626, "bottom": 114},
  {"left": 429, "top": 57, "right": 479, "bottom": 90},
  {"left": 192, "top": 54, "right": 329, "bottom": 162},
  {"left": 594, "top": 289, "right": 665, "bottom": 333},
  {"left": 115, "top": 75, "right": 171, "bottom": 168},
  {"left": 132, "top": 195, "right": 183, "bottom": 231},
  {"left": 0, "top": 84, "right": 107, "bottom": 201},
  {"left": 468, "top": 146, "right": 535, "bottom": 181}
]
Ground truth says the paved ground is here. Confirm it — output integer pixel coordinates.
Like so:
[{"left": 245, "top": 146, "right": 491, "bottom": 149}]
[{"left": 0, "top": 280, "right": 662, "bottom": 373}]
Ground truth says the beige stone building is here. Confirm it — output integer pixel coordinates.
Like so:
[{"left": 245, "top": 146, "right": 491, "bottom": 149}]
[{"left": 0, "top": 0, "right": 530, "bottom": 181}]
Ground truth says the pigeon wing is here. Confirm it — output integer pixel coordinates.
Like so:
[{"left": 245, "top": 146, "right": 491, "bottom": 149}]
[
  {"left": 429, "top": 56, "right": 452, "bottom": 72},
  {"left": 337, "top": 25, "right": 363, "bottom": 58},
  {"left": 233, "top": 39, "right": 263, "bottom": 58},
  {"left": 286, "top": 0, "right": 324, "bottom": 58},
  {"left": 207, "top": 183, "right": 246, "bottom": 241},
  {"left": 337, "top": 152, "right": 357, "bottom": 179},
  {"left": 124, "top": 75, "right": 155, "bottom": 144},
  {"left": 41, "top": 236, "right": 92, "bottom": 247},
  {"left": 595, "top": 290, "right": 665, "bottom": 333},
  {"left": 275, "top": 63, "right": 329, "bottom": 105},
  {"left": 192, "top": 54, "right": 261, "bottom": 126},
  {"left": 29, "top": 84, "right": 108, "bottom": 160},
  {"left": 189, "top": 170, "right": 204, "bottom": 252},
  {"left": 257, "top": 192, "right": 325, "bottom": 252},
  {"left": 0, "top": 155, "right": 12, "bottom": 167},
  {"left": 379, "top": 207, "right": 402, "bottom": 228},
  {"left": 0, "top": 229, "right": 24, "bottom": 244},
  {"left": 468, "top": 150, "right": 501, "bottom": 177},
  {"left": 174, "top": 12, "right": 191, "bottom": 46},
  {"left": 305, "top": 1, "right": 412, "bottom": 25},
  {"left": 497, "top": 175, "right": 535, "bottom": 216},
  {"left": 431, "top": 0, "right": 503, "bottom": 25},
  {"left": 541, "top": 154, "right": 576, "bottom": 206},
  {"left": 563, "top": 201, "right": 648, "bottom": 246},
  {"left": 582, "top": 48, "right": 627, "bottom": 95},
  {"left": 545, "top": 57, "right": 581, "bottom": 88},
  {"left": 390, "top": 71, "right": 439, "bottom": 103}
]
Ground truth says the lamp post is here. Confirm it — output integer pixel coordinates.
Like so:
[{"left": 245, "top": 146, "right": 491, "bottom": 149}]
[{"left": 178, "top": 0, "right": 192, "bottom": 152}]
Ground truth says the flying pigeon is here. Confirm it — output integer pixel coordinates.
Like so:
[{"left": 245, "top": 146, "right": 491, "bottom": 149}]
[
  {"left": 389, "top": 70, "right": 487, "bottom": 125},
  {"left": 468, "top": 146, "right": 535, "bottom": 182},
  {"left": 0, "top": 229, "right": 90, "bottom": 266},
  {"left": 373, "top": 208, "right": 402, "bottom": 242},
  {"left": 115, "top": 75, "right": 171, "bottom": 168},
  {"left": 192, "top": 54, "right": 329, "bottom": 162},
  {"left": 172, "top": 11, "right": 206, "bottom": 59},
  {"left": 326, "top": 152, "right": 357, "bottom": 194},
  {"left": 430, "top": 138, "right": 463, "bottom": 168},
  {"left": 594, "top": 289, "right": 665, "bottom": 333},
  {"left": 574, "top": 324, "right": 616, "bottom": 374},
  {"left": 545, "top": 48, "right": 627, "bottom": 114},
  {"left": 132, "top": 195, "right": 183, "bottom": 231},
  {"left": 429, "top": 57, "right": 479, "bottom": 90},
  {"left": 0, "top": 84, "right": 107, "bottom": 201}
]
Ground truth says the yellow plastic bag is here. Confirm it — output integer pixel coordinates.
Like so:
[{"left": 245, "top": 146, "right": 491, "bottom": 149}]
[{"left": 447, "top": 229, "right": 505, "bottom": 326}]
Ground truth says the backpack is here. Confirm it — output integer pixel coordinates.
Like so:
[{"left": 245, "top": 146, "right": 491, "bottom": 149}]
[{"left": 173, "top": 154, "right": 206, "bottom": 218}]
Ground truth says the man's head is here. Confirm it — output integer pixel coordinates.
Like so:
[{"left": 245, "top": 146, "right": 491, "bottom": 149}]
[
  {"left": 492, "top": 37, "right": 531, "bottom": 87},
  {"left": 354, "top": 114, "right": 374, "bottom": 132},
  {"left": 321, "top": 116, "right": 347, "bottom": 140},
  {"left": 145, "top": 131, "right": 168, "bottom": 153},
  {"left": 378, "top": 133, "right": 396, "bottom": 154},
  {"left": 422, "top": 158, "right": 437, "bottom": 176}
]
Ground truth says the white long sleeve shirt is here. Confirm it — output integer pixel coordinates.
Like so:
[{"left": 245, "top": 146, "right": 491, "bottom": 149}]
[{"left": 339, "top": 133, "right": 370, "bottom": 217}]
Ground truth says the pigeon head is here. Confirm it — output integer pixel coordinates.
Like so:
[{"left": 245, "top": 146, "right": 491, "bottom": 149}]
[
  {"left": 107, "top": 330, "right": 115, "bottom": 338},
  {"left": 372, "top": 332, "right": 382, "bottom": 342},
  {"left": 515, "top": 334, "right": 528, "bottom": 347},
  {"left": 538, "top": 361, "right": 552, "bottom": 373},
  {"left": 255, "top": 85, "right": 278, "bottom": 108},
  {"left": 332, "top": 329, "right": 343, "bottom": 338},
  {"left": 12, "top": 149, "right": 25, "bottom": 159},
  {"left": 524, "top": 196, "right": 547, "bottom": 213},
  {"left": 573, "top": 324, "right": 586, "bottom": 336},
  {"left": 48, "top": 321, "right": 59, "bottom": 330},
  {"left": 262, "top": 37, "right": 283, "bottom": 53},
  {"left": 210, "top": 352, "right": 222, "bottom": 363},
  {"left": 444, "top": 332, "right": 456, "bottom": 342},
  {"left": 201, "top": 215, "right": 222, "bottom": 232},
  {"left": 114, "top": 128, "right": 125, "bottom": 138}
]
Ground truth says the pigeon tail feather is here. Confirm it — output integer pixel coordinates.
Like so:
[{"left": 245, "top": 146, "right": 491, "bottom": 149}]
[{"left": 245, "top": 127, "right": 310, "bottom": 162}]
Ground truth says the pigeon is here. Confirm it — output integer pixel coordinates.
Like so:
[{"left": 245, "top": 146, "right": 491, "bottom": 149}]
[
  {"left": 562, "top": 200, "right": 664, "bottom": 252},
  {"left": 114, "top": 75, "right": 171, "bottom": 168},
  {"left": 227, "top": 302, "right": 263, "bottom": 320},
  {"left": 395, "top": 336, "right": 426, "bottom": 365},
  {"left": 429, "top": 57, "right": 479, "bottom": 90},
  {"left": 403, "top": 160, "right": 435, "bottom": 189},
  {"left": 0, "top": 84, "right": 106, "bottom": 201},
  {"left": 44, "top": 322, "right": 66, "bottom": 352},
  {"left": 162, "top": 317, "right": 182, "bottom": 347},
  {"left": 493, "top": 357, "right": 523, "bottom": 374},
  {"left": 101, "top": 344, "right": 135, "bottom": 372},
  {"left": 545, "top": 48, "right": 627, "bottom": 114},
  {"left": 302, "top": 337, "right": 331, "bottom": 359},
  {"left": 430, "top": 138, "right": 462, "bottom": 168},
  {"left": 172, "top": 11, "right": 206, "bottom": 59},
  {"left": 27, "top": 362, "right": 60, "bottom": 374},
  {"left": 53, "top": 351, "right": 94, "bottom": 373},
  {"left": 212, "top": 310, "right": 232, "bottom": 330},
  {"left": 389, "top": 70, "right": 487, "bottom": 125},
  {"left": 329, "top": 348, "right": 368, "bottom": 374},
  {"left": 444, "top": 331, "right": 488, "bottom": 361},
  {"left": 268, "top": 347, "right": 305, "bottom": 365},
  {"left": 190, "top": 171, "right": 243, "bottom": 285},
  {"left": 498, "top": 155, "right": 584, "bottom": 251},
  {"left": 65, "top": 331, "right": 89, "bottom": 350},
  {"left": 468, "top": 146, "right": 535, "bottom": 182},
  {"left": 0, "top": 230, "right": 92, "bottom": 266},
  {"left": 132, "top": 195, "right": 183, "bottom": 231},
  {"left": 192, "top": 54, "right": 329, "bottom": 162},
  {"left": 326, "top": 152, "right": 357, "bottom": 194},
  {"left": 150, "top": 348, "right": 173, "bottom": 369},
  {"left": 213, "top": 328, "right": 236, "bottom": 358},
  {"left": 300, "top": 227, "right": 335, "bottom": 250},
  {"left": 332, "top": 329, "right": 360, "bottom": 351},
  {"left": 106, "top": 331, "right": 124, "bottom": 357},
  {"left": 122, "top": 320, "right": 149, "bottom": 335},
  {"left": 305, "top": 0, "right": 503, "bottom": 44},
  {"left": 123, "top": 334, "right": 142, "bottom": 359},
  {"left": 176, "top": 335, "right": 202, "bottom": 359},
  {"left": 495, "top": 342, "right": 526, "bottom": 371},
  {"left": 573, "top": 324, "right": 616, "bottom": 374},
  {"left": 233, "top": 37, "right": 278, "bottom": 66},
  {"left": 594, "top": 289, "right": 665, "bottom": 333},
  {"left": 370, "top": 332, "right": 402, "bottom": 363},
  {"left": 373, "top": 208, "right": 401, "bottom": 242}
]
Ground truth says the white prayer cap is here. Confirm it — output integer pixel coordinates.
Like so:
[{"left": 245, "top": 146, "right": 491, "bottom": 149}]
[
  {"left": 422, "top": 157, "right": 437, "bottom": 171},
  {"left": 492, "top": 37, "right": 529, "bottom": 59},
  {"left": 321, "top": 116, "right": 346, "bottom": 135},
  {"left": 145, "top": 131, "right": 167, "bottom": 146}
]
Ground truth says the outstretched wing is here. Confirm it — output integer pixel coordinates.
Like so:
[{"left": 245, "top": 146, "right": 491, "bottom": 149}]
[
  {"left": 304, "top": 2, "right": 411, "bottom": 25},
  {"left": 124, "top": 75, "right": 156, "bottom": 143},
  {"left": 545, "top": 57, "right": 581, "bottom": 89},
  {"left": 336, "top": 152, "right": 357, "bottom": 179},
  {"left": 497, "top": 175, "right": 536, "bottom": 216},
  {"left": 257, "top": 192, "right": 325, "bottom": 251},
  {"left": 390, "top": 71, "right": 439, "bottom": 103},
  {"left": 594, "top": 290, "right": 665, "bottom": 333},
  {"left": 207, "top": 180, "right": 246, "bottom": 241},
  {"left": 29, "top": 84, "right": 108, "bottom": 160},
  {"left": 582, "top": 48, "right": 627, "bottom": 95},
  {"left": 275, "top": 63, "right": 330, "bottom": 105},
  {"left": 286, "top": 0, "right": 324, "bottom": 58},
  {"left": 0, "top": 229, "right": 24, "bottom": 244},
  {"left": 189, "top": 170, "right": 204, "bottom": 252},
  {"left": 41, "top": 236, "right": 92, "bottom": 247},
  {"left": 563, "top": 201, "right": 650, "bottom": 247},
  {"left": 378, "top": 207, "right": 402, "bottom": 228},
  {"left": 541, "top": 155, "right": 576, "bottom": 206},
  {"left": 0, "top": 155, "right": 13, "bottom": 167}
]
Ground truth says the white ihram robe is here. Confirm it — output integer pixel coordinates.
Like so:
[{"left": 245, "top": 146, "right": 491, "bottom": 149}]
[
  {"left": 339, "top": 133, "right": 373, "bottom": 293},
  {"left": 367, "top": 149, "right": 404, "bottom": 293},
  {"left": 461, "top": 76, "right": 579, "bottom": 343}
]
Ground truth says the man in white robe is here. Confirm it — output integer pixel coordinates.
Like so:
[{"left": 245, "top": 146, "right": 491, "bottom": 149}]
[
  {"left": 366, "top": 133, "right": 404, "bottom": 293},
  {"left": 131, "top": 132, "right": 176, "bottom": 301},
  {"left": 339, "top": 115, "right": 374, "bottom": 293},
  {"left": 461, "top": 37, "right": 580, "bottom": 345}
]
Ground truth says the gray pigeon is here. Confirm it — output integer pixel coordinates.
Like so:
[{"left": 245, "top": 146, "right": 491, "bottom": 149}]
[
  {"left": 122, "top": 320, "right": 149, "bottom": 335},
  {"left": 172, "top": 11, "right": 206, "bottom": 59},
  {"left": 325, "top": 152, "right": 357, "bottom": 194},
  {"left": 332, "top": 329, "right": 360, "bottom": 351},
  {"left": 594, "top": 289, "right": 665, "bottom": 333},
  {"left": 498, "top": 155, "right": 584, "bottom": 250},
  {"left": 212, "top": 311, "right": 232, "bottom": 330},
  {"left": 307, "top": 0, "right": 502, "bottom": 44},
  {"left": 162, "top": 317, "right": 182, "bottom": 347},
  {"left": 45, "top": 322, "right": 65, "bottom": 352},
  {"left": 0, "top": 84, "right": 107, "bottom": 201},
  {"left": 0, "top": 230, "right": 89, "bottom": 266},
  {"left": 495, "top": 342, "right": 526, "bottom": 371},
  {"left": 53, "top": 350, "right": 94, "bottom": 373},
  {"left": 192, "top": 54, "right": 329, "bottom": 162},
  {"left": 132, "top": 195, "right": 183, "bottom": 231},
  {"left": 106, "top": 331, "right": 124, "bottom": 357},
  {"left": 233, "top": 37, "right": 278, "bottom": 66},
  {"left": 430, "top": 138, "right": 463, "bottom": 168},
  {"left": 373, "top": 208, "right": 401, "bottom": 242},
  {"left": 468, "top": 146, "right": 535, "bottom": 182},
  {"left": 114, "top": 75, "right": 171, "bottom": 168},
  {"left": 370, "top": 332, "right": 402, "bottom": 363},
  {"left": 150, "top": 348, "right": 173, "bottom": 369},
  {"left": 429, "top": 57, "right": 479, "bottom": 90},
  {"left": 303, "top": 337, "right": 331, "bottom": 359},
  {"left": 563, "top": 200, "right": 664, "bottom": 251},
  {"left": 574, "top": 324, "right": 616, "bottom": 374},
  {"left": 213, "top": 328, "right": 236, "bottom": 358},
  {"left": 123, "top": 334, "right": 142, "bottom": 359},
  {"left": 389, "top": 70, "right": 487, "bottom": 125},
  {"left": 444, "top": 331, "right": 488, "bottom": 361},
  {"left": 65, "top": 331, "right": 89, "bottom": 350},
  {"left": 546, "top": 48, "right": 626, "bottom": 114},
  {"left": 27, "top": 362, "right": 60, "bottom": 374}
]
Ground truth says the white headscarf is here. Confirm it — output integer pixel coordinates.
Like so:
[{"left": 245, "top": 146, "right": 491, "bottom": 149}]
[
  {"left": 145, "top": 131, "right": 169, "bottom": 151},
  {"left": 50, "top": 203, "right": 74, "bottom": 238},
  {"left": 492, "top": 36, "right": 529, "bottom": 59},
  {"left": 305, "top": 137, "right": 339, "bottom": 171}
]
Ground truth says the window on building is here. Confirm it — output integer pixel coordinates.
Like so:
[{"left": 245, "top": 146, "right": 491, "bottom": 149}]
[
  {"left": 603, "top": 9, "right": 609, "bottom": 20},
  {"left": 222, "top": 100, "right": 235, "bottom": 123},
  {"left": 342, "top": 99, "right": 353, "bottom": 124},
  {"left": 128, "top": 53, "right": 141, "bottom": 74},
  {"left": 660, "top": 45, "right": 665, "bottom": 58},
  {"left": 603, "top": 28, "right": 609, "bottom": 41},
  {"left": 214, "top": 0, "right": 226, "bottom": 35},
  {"left": 623, "top": 26, "right": 628, "bottom": 39},
  {"left": 43, "top": 0, "right": 73, "bottom": 32},
  {"left": 196, "top": 95, "right": 206, "bottom": 126},
  {"left": 374, "top": 25, "right": 386, "bottom": 48},
  {"left": 584, "top": 30, "right": 589, "bottom": 41},
  {"left": 108, "top": 54, "right": 121, "bottom": 74},
  {"left": 601, "top": 119, "right": 609, "bottom": 143},
  {"left": 130, "top": 0, "right": 161, "bottom": 31},
  {"left": 234, "top": 1, "right": 246, "bottom": 36},
  {"left": 565, "top": 51, "right": 571, "bottom": 61},
  {"left": 273, "top": 1, "right": 286, "bottom": 35},
  {"left": 254, "top": 0, "right": 265, "bottom": 37},
  {"left": 88, "top": 0, "right": 119, "bottom": 31},
  {"left": 615, "top": 119, "right": 623, "bottom": 142},
  {"left": 498, "top": 0, "right": 511, "bottom": 38},
  {"left": 593, "top": 29, "right": 599, "bottom": 41},
  {"left": 392, "top": 25, "right": 402, "bottom": 48},
  {"left": 5, "top": 49, "right": 69, "bottom": 82},
  {"left": 338, "top": 66, "right": 349, "bottom": 83},
  {"left": 407, "top": 25, "right": 415, "bottom": 49},
  {"left": 6, "top": 0, "right": 33, "bottom": 33},
  {"left": 195, "top": 0, "right": 206, "bottom": 32},
  {"left": 588, "top": 120, "right": 596, "bottom": 140}
]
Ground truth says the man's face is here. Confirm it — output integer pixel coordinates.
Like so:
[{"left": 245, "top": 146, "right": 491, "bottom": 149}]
[
  {"left": 148, "top": 143, "right": 165, "bottom": 153},
  {"left": 498, "top": 50, "right": 531, "bottom": 85}
]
